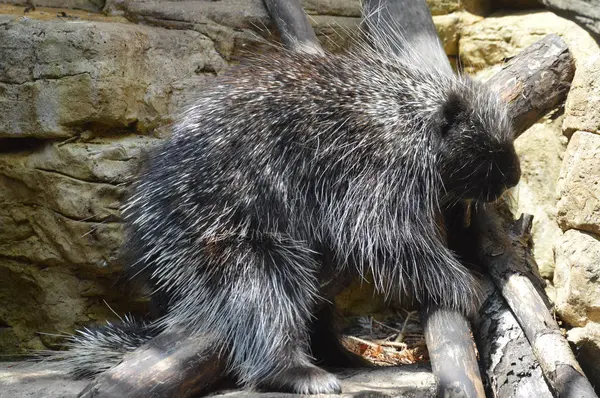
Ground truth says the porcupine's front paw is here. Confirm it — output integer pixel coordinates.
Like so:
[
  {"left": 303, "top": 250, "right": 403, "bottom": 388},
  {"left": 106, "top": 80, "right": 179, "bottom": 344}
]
[{"left": 262, "top": 364, "right": 342, "bottom": 395}]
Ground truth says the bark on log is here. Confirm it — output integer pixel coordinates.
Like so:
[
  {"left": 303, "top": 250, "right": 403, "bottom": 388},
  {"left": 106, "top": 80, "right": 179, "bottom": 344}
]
[
  {"left": 472, "top": 204, "right": 599, "bottom": 398},
  {"left": 487, "top": 33, "right": 575, "bottom": 136},
  {"left": 470, "top": 31, "right": 593, "bottom": 397},
  {"left": 77, "top": 331, "right": 224, "bottom": 398},
  {"left": 420, "top": 307, "right": 485, "bottom": 398},
  {"left": 474, "top": 278, "right": 553, "bottom": 397}
]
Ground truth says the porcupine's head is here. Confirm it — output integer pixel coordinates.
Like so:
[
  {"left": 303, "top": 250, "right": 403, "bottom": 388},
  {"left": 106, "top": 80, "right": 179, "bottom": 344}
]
[{"left": 433, "top": 77, "right": 521, "bottom": 203}]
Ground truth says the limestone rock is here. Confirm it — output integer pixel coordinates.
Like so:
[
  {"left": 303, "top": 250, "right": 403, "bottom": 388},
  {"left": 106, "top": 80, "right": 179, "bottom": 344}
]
[
  {"left": 309, "top": 14, "right": 361, "bottom": 53},
  {"left": 3, "top": 0, "right": 105, "bottom": 12},
  {"left": 554, "top": 229, "right": 600, "bottom": 327},
  {"left": 0, "top": 15, "right": 225, "bottom": 138},
  {"left": 557, "top": 131, "right": 600, "bottom": 235},
  {"left": 434, "top": 12, "right": 482, "bottom": 56},
  {"left": 104, "top": 0, "right": 271, "bottom": 59},
  {"left": 459, "top": 11, "right": 600, "bottom": 74},
  {"left": 511, "top": 113, "right": 567, "bottom": 278},
  {"left": 104, "top": 0, "right": 361, "bottom": 55},
  {"left": 563, "top": 54, "right": 600, "bottom": 137},
  {"left": 0, "top": 137, "right": 158, "bottom": 353},
  {"left": 426, "top": 0, "right": 461, "bottom": 15},
  {"left": 302, "top": 0, "right": 361, "bottom": 17},
  {"left": 567, "top": 322, "right": 600, "bottom": 387}
]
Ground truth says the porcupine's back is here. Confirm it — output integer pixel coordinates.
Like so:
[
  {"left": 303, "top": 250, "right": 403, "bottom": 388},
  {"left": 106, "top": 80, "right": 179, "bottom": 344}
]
[{"left": 120, "top": 48, "right": 455, "bottom": 310}]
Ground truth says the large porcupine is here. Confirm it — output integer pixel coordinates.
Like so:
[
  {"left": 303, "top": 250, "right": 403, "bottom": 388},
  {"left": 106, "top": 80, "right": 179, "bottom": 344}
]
[{"left": 48, "top": 21, "right": 521, "bottom": 395}]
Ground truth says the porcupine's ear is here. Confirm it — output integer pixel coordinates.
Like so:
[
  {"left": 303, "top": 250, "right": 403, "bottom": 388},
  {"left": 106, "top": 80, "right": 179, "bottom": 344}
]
[{"left": 439, "top": 91, "right": 468, "bottom": 136}]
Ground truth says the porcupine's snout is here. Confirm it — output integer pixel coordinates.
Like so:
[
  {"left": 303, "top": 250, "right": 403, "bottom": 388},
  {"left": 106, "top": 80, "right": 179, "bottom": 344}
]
[{"left": 482, "top": 144, "right": 521, "bottom": 202}]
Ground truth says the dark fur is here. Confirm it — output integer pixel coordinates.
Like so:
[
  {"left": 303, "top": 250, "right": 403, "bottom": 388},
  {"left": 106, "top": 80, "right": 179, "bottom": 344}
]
[{"left": 48, "top": 40, "right": 520, "bottom": 394}]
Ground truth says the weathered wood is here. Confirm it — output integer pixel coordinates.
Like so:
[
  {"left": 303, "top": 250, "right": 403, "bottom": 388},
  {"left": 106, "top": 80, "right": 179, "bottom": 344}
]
[
  {"left": 474, "top": 278, "right": 554, "bottom": 398},
  {"left": 487, "top": 33, "right": 575, "bottom": 137},
  {"left": 1, "top": 361, "right": 436, "bottom": 398},
  {"left": 77, "top": 331, "right": 224, "bottom": 398},
  {"left": 262, "top": 0, "right": 323, "bottom": 55},
  {"left": 470, "top": 32, "right": 592, "bottom": 398},
  {"left": 472, "top": 203, "right": 598, "bottom": 398},
  {"left": 420, "top": 307, "right": 485, "bottom": 398}
]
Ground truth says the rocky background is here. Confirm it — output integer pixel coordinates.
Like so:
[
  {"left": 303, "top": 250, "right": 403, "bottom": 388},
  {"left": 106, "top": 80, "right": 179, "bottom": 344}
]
[{"left": 0, "top": 0, "right": 598, "bottom": 387}]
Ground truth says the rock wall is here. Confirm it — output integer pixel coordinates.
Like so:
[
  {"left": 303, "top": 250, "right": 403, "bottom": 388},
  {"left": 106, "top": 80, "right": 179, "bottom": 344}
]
[{"left": 0, "top": 1, "right": 599, "bottom": 384}]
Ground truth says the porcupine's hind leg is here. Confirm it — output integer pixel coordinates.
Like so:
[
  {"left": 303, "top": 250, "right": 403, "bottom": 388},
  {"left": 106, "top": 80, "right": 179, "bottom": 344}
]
[{"left": 213, "top": 235, "right": 341, "bottom": 395}]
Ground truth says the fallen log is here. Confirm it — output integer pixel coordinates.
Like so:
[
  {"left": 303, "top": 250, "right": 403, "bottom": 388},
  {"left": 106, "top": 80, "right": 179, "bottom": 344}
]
[
  {"left": 487, "top": 33, "right": 576, "bottom": 136},
  {"left": 77, "top": 2, "right": 579, "bottom": 398},
  {"left": 77, "top": 331, "right": 224, "bottom": 398},
  {"left": 421, "top": 307, "right": 485, "bottom": 398},
  {"left": 473, "top": 203, "right": 599, "bottom": 398},
  {"left": 474, "top": 278, "right": 554, "bottom": 398}
]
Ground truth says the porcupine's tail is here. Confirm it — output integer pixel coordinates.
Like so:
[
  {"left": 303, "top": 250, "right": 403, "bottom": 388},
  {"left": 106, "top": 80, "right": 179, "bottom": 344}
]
[{"left": 35, "top": 315, "right": 160, "bottom": 379}]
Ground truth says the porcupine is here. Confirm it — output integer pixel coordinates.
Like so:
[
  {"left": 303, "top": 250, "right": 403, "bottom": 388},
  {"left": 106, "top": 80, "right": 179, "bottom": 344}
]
[{"left": 47, "top": 18, "right": 521, "bottom": 396}]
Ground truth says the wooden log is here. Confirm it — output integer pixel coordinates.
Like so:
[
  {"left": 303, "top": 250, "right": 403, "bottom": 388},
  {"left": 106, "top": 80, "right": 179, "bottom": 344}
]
[
  {"left": 474, "top": 278, "right": 554, "bottom": 397},
  {"left": 262, "top": 0, "right": 323, "bottom": 55},
  {"left": 472, "top": 204, "right": 599, "bottom": 398},
  {"left": 487, "top": 33, "right": 576, "bottom": 136},
  {"left": 1, "top": 361, "right": 436, "bottom": 398},
  {"left": 468, "top": 28, "right": 595, "bottom": 398},
  {"left": 77, "top": 331, "right": 224, "bottom": 398},
  {"left": 420, "top": 307, "right": 485, "bottom": 398}
]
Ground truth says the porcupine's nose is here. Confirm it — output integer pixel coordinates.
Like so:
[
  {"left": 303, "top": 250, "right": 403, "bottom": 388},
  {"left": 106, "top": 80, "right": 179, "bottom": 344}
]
[
  {"left": 485, "top": 146, "right": 521, "bottom": 202},
  {"left": 502, "top": 146, "right": 521, "bottom": 190},
  {"left": 503, "top": 158, "right": 521, "bottom": 190}
]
